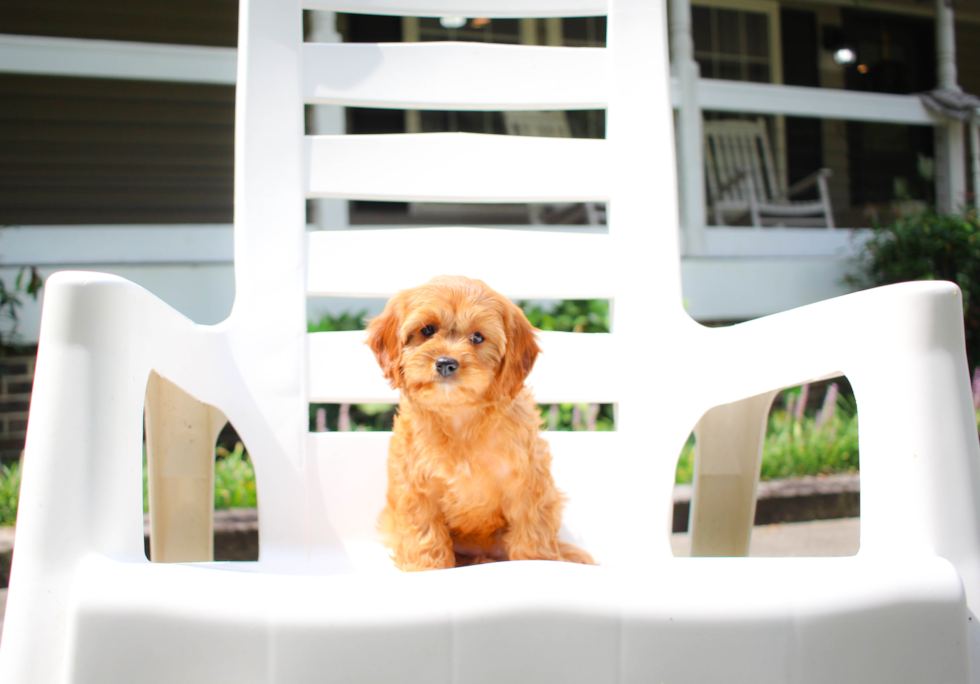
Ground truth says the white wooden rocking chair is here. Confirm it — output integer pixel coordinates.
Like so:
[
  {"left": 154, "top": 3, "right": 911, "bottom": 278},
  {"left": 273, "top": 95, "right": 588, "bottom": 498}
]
[
  {"left": 1, "top": 0, "right": 979, "bottom": 682},
  {"left": 704, "top": 117, "right": 835, "bottom": 227}
]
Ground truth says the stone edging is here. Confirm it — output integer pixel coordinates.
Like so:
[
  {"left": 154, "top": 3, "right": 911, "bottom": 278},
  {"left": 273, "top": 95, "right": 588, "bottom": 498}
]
[{"left": 671, "top": 473, "right": 860, "bottom": 533}]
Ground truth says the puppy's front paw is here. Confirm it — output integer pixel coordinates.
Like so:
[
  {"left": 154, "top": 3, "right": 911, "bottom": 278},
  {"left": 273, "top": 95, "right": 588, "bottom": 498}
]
[{"left": 392, "top": 543, "right": 456, "bottom": 572}]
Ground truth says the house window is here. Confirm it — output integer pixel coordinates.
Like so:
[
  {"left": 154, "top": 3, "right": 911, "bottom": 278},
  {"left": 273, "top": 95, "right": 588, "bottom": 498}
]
[{"left": 692, "top": 5, "right": 773, "bottom": 83}]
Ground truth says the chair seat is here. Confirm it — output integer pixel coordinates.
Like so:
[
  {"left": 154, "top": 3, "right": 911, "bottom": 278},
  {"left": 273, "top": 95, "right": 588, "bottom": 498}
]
[{"left": 66, "top": 552, "right": 969, "bottom": 684}]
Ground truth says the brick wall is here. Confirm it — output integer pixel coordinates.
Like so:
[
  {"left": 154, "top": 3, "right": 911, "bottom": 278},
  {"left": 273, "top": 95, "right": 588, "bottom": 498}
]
[{"left": 0, "top": 352, "right": 35, "bottom": 463}]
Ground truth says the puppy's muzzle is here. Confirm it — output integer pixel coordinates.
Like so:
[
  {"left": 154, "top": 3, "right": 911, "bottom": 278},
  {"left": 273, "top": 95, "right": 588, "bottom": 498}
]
[{"left": 435, "top": 357, "right": 459, "bottom": 378}]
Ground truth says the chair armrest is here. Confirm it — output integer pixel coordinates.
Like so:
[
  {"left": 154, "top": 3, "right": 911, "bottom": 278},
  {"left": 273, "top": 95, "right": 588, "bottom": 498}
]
[
  {"left": 784, "top": 167, "right": 832, "bottom": 199},
  {"left": 696, "top": 281, "right": 980, "bottom": 607},
  {"left": 3, "top": 271, "right": 259, "bottom": 682},
  {"left": 15, "top": 271, "right": 245, "bottom": 566}
]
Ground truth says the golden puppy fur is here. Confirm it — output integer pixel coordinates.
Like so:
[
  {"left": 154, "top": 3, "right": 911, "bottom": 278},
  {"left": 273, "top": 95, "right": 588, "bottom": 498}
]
[{"left": 366, "top": 275, "right": 595, "bottom": 571}]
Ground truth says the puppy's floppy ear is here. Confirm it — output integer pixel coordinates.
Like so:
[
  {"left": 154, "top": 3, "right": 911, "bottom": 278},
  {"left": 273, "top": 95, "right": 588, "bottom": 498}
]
[
  {"left": 497, "top": 301, "right": 541, "bottom": 399},
  {"left": 366, "top": 296, "right": 404, "bottom": 389}
]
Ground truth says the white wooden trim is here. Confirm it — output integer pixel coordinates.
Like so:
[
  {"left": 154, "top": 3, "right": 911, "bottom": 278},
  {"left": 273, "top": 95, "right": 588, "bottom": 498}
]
[
  {"left": 0, "top": 226, "right": 234, "bottom": 266},
  {"left": 301, "top": 0, "right": 607, "bottom": 17},
  {"left": 681, "top": 255, "right": 854, "bottom": 320},
  {"left": 701, "top": 227, "right": 869, "bottom": 258},
  {"left": 972, "top": 122, "right": 980, "bottom": 210},
  {"left": 0, "top": 33, "right": 236, "bottom": 85},
  {"left": 693, "top": 78, "right": 937, "bottom": 124},
  {"left": 302, "top": 42, "right": 607, "bottom": 110},
  {"left": 304, "top": 133, "right": 610, "bottom": 202},
  {"left": 0, "top": 225, "right": 871, "bottom": 268}
]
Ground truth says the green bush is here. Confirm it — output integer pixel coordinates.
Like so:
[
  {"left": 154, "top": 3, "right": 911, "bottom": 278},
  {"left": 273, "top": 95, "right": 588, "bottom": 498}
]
[
  {"left": 675, "top": 384, "right": 860, "bottom": 484},
  {"left": 847, "top": 208, "right": 980, "bottom": 371},
  {"left": 0, "top": 461, "right": 20, "bottom": 526},
  {"left": 214, "top": 442, "right": 257, "bottom": 509},
  {"left": 521, "top": 299, "right": 609, "bottom": 333},
  {"left": 308, "top": 310, "right": 369, "bottom": 333}
]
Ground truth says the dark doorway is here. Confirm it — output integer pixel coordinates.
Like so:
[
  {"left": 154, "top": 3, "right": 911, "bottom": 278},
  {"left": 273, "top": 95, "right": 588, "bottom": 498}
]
[
  {"left": 781, "top": 9, "right": 823, "bottom": 200},
  {"left": 842, "top": 10, "right": 936, "bottom": 205}
]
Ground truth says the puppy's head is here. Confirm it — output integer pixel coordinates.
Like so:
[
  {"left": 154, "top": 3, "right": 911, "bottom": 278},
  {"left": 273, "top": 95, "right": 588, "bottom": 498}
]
[{"left": 366, "top": 276, "right": 539, "bottom": 405}]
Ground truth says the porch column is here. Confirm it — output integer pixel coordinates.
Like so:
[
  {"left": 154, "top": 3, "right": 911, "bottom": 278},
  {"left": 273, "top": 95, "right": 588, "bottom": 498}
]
[
  {"left": 670, "top": 0, "right": 706, "bottom": 255},
  {"left": 973, "top": 122, "right": 980, "bottom": 208},
  {"left": 935, "top": 0, "right": 967, "bottom": 214},
  {"left": 308, "top": 11, "right": 350, "bottom": 230}
]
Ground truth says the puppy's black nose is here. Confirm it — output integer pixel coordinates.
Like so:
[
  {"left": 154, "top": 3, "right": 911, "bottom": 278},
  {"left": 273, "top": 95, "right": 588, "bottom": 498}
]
[{"left": 435, "top": 357, "right": 459, "bottom": 377}]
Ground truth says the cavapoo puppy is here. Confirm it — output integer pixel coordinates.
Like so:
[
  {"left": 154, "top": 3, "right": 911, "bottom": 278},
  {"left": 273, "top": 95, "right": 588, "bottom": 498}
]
[{"left": 367, "top": 275, "right": 596, "bottom": 571}]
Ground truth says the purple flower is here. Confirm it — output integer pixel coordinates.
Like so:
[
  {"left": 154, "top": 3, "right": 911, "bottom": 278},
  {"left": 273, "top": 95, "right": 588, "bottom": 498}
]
[
  {"left": 972, "top": 368, "right": 980, "bottom": 411},
  {"left": 795, "top": 384, "right": 810, "bottom": 423},
  {"left": 816, "top": 383, "right": 838, "bottom": 430}
]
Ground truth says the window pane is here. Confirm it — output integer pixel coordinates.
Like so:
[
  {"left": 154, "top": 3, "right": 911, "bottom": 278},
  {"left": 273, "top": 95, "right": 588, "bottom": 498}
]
[
  {"left": 719, "top": 59, "right": 742, "bottom": 81},
  {"left": 748, "top": 63, "right": 770, "bottom": 82},
  {"left": 695, "top": 56, "right": 715, "bottom": 79},
  {"left": 692, "top": 6, "right": 712, "bottom": 52},
  {"left": 561, "top": 16, "right": 605, "bottom": 45},
  {"left": 744, "top": 12, "right": 769, "bottom": 58},
  {"left": 717, "top": 9, "right": 741, "bottom": 56}
]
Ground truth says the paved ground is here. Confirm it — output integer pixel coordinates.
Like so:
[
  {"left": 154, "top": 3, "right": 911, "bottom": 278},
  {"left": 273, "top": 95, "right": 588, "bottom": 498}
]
[{"left": 671, "top": 517, "right": 861, "bottom": 557}]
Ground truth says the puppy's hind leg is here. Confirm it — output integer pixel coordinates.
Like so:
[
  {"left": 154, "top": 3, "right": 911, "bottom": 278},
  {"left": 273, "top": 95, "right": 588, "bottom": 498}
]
[{"left": 558, "top": 541, "right": 596, "bottom": 565}]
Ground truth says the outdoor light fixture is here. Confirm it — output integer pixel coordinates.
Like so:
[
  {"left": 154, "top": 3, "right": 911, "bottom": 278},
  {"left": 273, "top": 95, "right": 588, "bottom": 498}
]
[
  {"left": 833, "top": 47, "right": 857, "bottom": 65},
  {"left": 439, "top": 16, "right": 467, "bottom": 29},
  {"left": 822, "top": 26, "right": 857, "bottom": 67}
]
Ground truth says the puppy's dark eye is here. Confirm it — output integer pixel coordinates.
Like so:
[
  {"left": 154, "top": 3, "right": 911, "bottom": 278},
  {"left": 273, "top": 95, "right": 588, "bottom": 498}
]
[
  {"left": 470, "top": 332, "right": 485, "bottom": 345},
  {"left": 421, "top": 325, "right": 435, "bottom": 338}
]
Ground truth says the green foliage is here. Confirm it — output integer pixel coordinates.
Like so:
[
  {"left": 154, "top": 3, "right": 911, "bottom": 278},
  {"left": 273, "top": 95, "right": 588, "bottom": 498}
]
[
  {"left": 0, "top": 461, "right": 20, "bottom": 526},
  {"left": 308, "top": 310, "right": 368, "bottom": 333},
  {"left": 308, "top": 402, "right": 397, "bottom": 432},
  {"left": 537, "top": 403, "right": 615, "bottom": 431},
  {"left": 0, "top": 264, "right": 44, "bottom": 349},
  {"left": 521, "top": 299, "right": 609, "bottom": 333},
  {"left": 847, "top": 207, "right": 980, "bottom": 370},
  {"left": 676, "top": 387, "right": 860, "bottom": 484},
  {"left": 214, "top": 442, "right": 257, "bottom": 509}
]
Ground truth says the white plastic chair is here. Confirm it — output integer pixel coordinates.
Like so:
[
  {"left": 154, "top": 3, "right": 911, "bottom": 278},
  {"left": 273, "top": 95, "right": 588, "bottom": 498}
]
[
  {"left": 3, "top": 0, "right": 980, "bottom": 681},
  {"left": 704, "top": 117, "right": 835, "bottom": 228}
]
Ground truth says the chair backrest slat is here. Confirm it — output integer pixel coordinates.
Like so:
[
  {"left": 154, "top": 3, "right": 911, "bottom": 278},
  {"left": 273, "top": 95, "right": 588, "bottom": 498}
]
[
  {"left": 302, "top": 0, "right": 607, "bottom": 16},
  {"left": 303, "top": 42, "right": 607, "bottom": 110},
  {"left": 756, "top": 119, "right": 782, "bottom": 198},
  {"left": 308, "top": 330, "right": 618, "bottom": 404},
  {"left": 305, "top": 133, "right": 610, "bottom": 202},
  {"left": 307, "top": 228, "right": 614, "bottom": 299}
]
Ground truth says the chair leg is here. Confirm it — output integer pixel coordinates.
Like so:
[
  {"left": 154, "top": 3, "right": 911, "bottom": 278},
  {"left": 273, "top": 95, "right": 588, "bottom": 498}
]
[
  {"left": 689, "top": 390, "right": 778, "bottom": 557},
  {"left": 817, "top": 175, "right": 835, "bottom": 229},
  {"left": 144, "top": 371, "right": 227, "bottom": 562}
]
